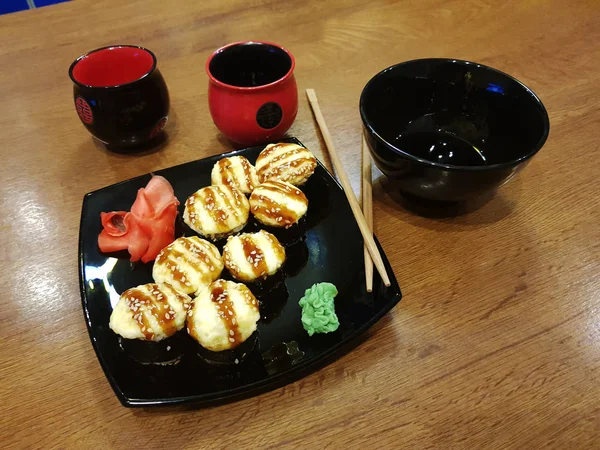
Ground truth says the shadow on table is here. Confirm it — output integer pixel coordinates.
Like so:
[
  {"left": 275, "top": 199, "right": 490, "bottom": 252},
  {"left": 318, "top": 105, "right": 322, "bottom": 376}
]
[{"left": 373, "top": 172, "right": 522, "bottom": 231}]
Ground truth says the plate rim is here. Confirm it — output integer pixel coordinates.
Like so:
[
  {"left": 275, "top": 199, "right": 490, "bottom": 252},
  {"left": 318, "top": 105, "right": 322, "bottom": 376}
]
[{"left": 78, "top": 137, "right": 402, "bottom": 407}]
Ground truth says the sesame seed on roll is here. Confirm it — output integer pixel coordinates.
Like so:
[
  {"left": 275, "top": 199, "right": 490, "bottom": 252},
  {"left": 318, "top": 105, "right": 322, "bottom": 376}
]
[
  {"left": 183, "top": 185, "right": 249, "bottom": 240},
  {"left": 211, "top": 156, "right": 259, "bottom": 195},
  {"left": 152, "top": 236, "right": 223, "bottom": 295},
  {"left": 109, "top": 283, "right": 191, "bottom": 342},
  {"left": 223, "top": 230, "right": 286, "bottom": 283},
  {"left": 187, "top": 279, "right": 260, "bottom": 352},
  {"left": 255, "top": 143, "right": 317, "bottom": 186},
  {"left": 249, "top": 180, "right": 308, "bottom": 228}
]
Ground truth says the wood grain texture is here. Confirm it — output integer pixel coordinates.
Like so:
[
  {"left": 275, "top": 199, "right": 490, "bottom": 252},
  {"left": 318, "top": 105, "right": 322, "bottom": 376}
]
[{"left": 0, "top": 0, "right": 599, "bottom": 448}]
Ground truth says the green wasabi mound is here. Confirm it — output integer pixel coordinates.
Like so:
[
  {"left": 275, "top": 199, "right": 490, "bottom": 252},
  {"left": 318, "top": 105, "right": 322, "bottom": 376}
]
[{"left": 299, "top": 282, "right": 339, "bottom": 336}]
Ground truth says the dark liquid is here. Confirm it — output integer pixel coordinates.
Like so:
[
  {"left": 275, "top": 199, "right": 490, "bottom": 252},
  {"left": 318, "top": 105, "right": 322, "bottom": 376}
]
[
  {"left": 393, "top": 131, "right": 488, "bottom": 166},
  {"left": 209, "top": 43, "right": 292, "bottom": 87},
  {"left": 392, "top": 110, "right": 491, "bottom": 166}
]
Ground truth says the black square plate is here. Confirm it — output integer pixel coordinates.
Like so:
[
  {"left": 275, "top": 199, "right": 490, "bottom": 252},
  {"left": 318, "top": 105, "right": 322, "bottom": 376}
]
[{"left": 79, "top": 137, "right": 402, "bottom": 407}]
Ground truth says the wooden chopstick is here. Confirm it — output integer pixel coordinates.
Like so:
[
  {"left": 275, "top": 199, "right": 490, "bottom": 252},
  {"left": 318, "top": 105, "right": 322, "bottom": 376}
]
[
  {"left": 361, "top": 135, "right": 374, "bottom": 292},
  {"left": 306, "top": 89, "right": 391, "bottom": 288}
]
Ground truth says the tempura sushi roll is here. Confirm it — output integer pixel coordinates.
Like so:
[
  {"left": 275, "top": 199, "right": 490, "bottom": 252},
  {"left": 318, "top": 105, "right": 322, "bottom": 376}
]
[
  {"left": 183, "top": 185, "right": 250, "bottom": 241},
  {"left": 249, "top": 180, "right": 308, "bottom": 245},
  {"left": 255, "top": 142, "right": 317, "bottom": 186},
  {"left": 187, "top": 280, "right": 260, "bottom": 364},
  {"left": 222, "top": 230, "right": 286, "bottom": 291},
  {"left": 211, "top": 155, "right": 259, "bottom": 195},
  {"left": 110, "top": 283, "right": 191, "bottom": 364},
  {"left": 152, "top": 236, "right": 223, "bottom": 295}
]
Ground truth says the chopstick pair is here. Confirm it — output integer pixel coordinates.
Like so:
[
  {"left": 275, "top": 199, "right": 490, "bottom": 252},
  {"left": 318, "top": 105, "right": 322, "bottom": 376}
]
[
  {"left": 306, "top": 89, "right": 389, "bottom": 290},
  {"left": 361, "top": 136, "right": 374, "bottom": 292}
]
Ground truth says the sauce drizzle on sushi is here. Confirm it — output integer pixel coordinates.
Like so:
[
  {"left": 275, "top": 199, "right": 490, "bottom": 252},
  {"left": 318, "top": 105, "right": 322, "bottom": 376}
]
[
  {"left": 156, "top": 247, "right": 203, "bottom": 279},
  {"left": 124, "top": 285, "right": 178, "bottom": 340},
  {"left": 125, "top": 290, "right": 155, "bottom": 339},
  {"left": 203, "top": 188, "right": 228, "bottom": 227},
  {"left": 240, "top": 157, "right": 255, "bottom": 188},
  {"left": 242, "top": 235, "right": 268, "bottom": 277},
  {"left": 217, "top": 159, "right": 231, "bottom": 185},
  {"left": 253, "top": 195, "right": 296, "bottom": 227},
  {"left": 210, "top": 282, "right": 242, "bottom": 347},
  {"left": 258, "top": 142, "right": 287, "bottom": 160}
]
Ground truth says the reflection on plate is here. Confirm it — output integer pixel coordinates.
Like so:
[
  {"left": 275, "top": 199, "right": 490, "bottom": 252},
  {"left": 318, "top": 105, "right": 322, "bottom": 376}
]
[{"left": 79, "top": 137, "right": 402, "bottom": 407}]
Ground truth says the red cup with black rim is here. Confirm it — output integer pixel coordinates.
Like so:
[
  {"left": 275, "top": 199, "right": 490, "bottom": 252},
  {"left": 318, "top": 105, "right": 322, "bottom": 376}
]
[
  {"left": 206, "top": 41, "right": 298, "bottom": 146},
  {"left": 69, "top": 45, "right": 170, "bottom": 149}
]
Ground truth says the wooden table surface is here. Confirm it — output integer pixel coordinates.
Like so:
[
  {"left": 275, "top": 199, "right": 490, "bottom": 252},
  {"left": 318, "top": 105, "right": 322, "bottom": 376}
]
[{"left": 1, "top": 0, "right": 599, "bottom": 448}]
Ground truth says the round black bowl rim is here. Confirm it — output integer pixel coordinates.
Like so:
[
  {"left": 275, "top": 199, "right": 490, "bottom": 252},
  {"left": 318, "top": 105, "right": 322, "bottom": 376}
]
[
  {"left": 359, "top": 58, "right": 551, "bottom": 172},
  {"left": 69, "top": 45, "right": 158, "bottom": 90}
]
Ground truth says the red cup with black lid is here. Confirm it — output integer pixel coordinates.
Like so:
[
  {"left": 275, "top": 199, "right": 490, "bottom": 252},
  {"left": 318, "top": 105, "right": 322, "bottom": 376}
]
[
  {"left": 206, "top": 41, "right": 298, "bottom": 146},
  {"left": 69, "top": 45, "right": 170, "bottom": 149}
]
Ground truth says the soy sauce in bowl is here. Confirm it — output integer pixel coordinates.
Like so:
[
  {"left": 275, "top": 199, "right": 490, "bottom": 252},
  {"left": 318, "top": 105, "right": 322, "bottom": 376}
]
[{"left": 392, "top": 131, "right": 487, "bottom": 166}]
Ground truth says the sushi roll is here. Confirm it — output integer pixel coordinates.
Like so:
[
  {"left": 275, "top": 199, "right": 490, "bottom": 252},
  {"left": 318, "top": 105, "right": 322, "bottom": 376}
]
[
  {"left": 249, "top": 180, "right": 308, "bottom": 245},
  {"left": 222, "top": 229, "right": 285, "bottom": 282},
  {"left": 183, "top": 185, "right": 250, "bottom": 241},
  {"left": 255, "top": 142, "right": 317, "bottom": 186},
  {"left": 222, "top": 230, "right": 286, "bottom": 296},
  {"left": 110, "top": 283, "right": 191, "bottom": 364},
  {"left": 211, "top": 155, "right": 259, "bottom": 195},
  {"left": 187, "top": 279, "right": 260, "bottom": 363},
  {"left": 152, "top": 236, "right": 223, "bottom": 295}
]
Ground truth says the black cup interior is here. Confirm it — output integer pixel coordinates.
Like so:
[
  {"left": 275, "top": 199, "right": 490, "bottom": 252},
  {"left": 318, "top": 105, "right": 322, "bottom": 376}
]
[
  {"left": 360, "top": 59, "right": 549, "bottom": 167},
  {"left": 209, "top": 43, "right": 292, "bottom": 88}
]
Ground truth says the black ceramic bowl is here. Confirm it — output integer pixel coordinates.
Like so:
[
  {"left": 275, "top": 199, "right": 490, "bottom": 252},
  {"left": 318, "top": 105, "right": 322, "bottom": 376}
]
[
  {"left": 360, "top": 59, "right": 550, "bottom": 202},
  {"left": 69, "top": 45, "right": 170, "bottom": 149}
]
